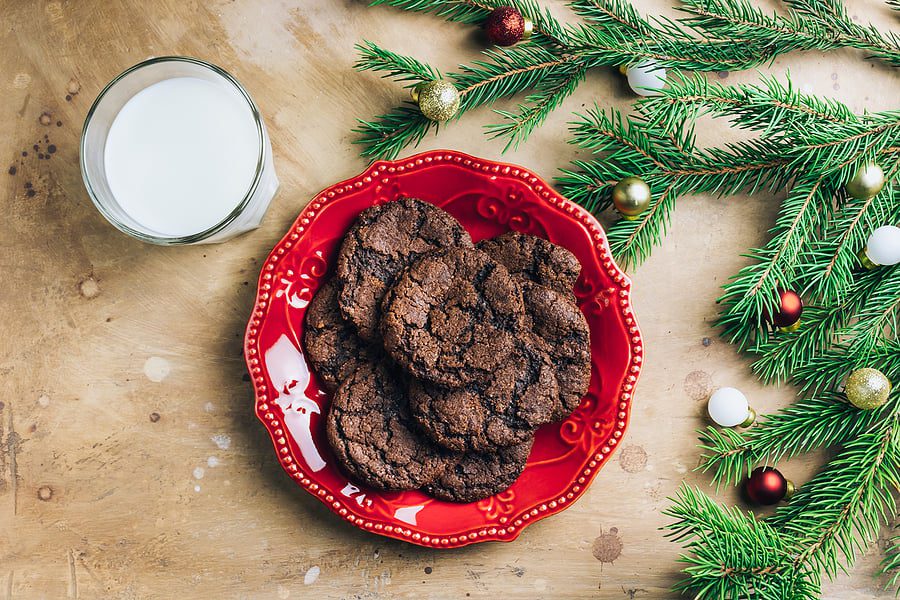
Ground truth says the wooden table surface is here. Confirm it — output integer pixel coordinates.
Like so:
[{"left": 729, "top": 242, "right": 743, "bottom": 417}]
[{"left": 2, "top": 1, "right": 899, "bottom": 598}]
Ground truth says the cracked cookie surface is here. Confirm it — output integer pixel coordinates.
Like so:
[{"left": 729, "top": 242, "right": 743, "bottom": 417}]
[
  {"left": 522, "top": 281, "right": 592, "bottom": 420},
  {"left": 381, "top": 247, "right": 526, "bottom": 387},
  {"left": 303, "top": 278, "right": 372, "bottom": 391},
  {"left": 476, "top": 231, "right": 580, "bottom": 295},
  {"left": 336, "top": 197, "right": 471, "bottom": 341},
  {"left": 409, "top": 334, "right": 560, "bottom": 452},
  {"left": 326, "top": 361, "right": 453, "bottom": 491},
  {"left": 425, "top": 438, "right": 534, "bottom": 503}
]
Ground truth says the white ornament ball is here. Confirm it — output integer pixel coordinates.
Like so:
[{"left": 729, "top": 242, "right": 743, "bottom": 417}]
[
  {"left": 708, "top": 387, "right": 752, "bottom": 427},
  {"left": 626, "top": 61, "right": 666, "bottom": 96},
  {"left": 865, "top": 225, "right": 900, "bottom": 266}
]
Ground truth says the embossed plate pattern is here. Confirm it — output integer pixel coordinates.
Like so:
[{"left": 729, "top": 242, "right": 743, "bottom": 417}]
[{"left": 244, "top": 150, "right": 642, "bottom": 548}]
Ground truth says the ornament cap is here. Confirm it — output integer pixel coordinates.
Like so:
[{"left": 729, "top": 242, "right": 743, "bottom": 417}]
[
  {"left": 522, "top": 18, "right": 533, "bottom": 39},
  {"left": 858, "top": 247, "right": 879, "bottom": 269},
  {"left": 740, "top": 407, "right": 756, "bottom": 428},
  {"left": 785, "top": 480, "right": 796, "bottom": 500},
  {"left": 410, "top": 84, "right": 421, "bottom": 103},
  {"left": 777, "top": 319, "right": 802, "bottom": 333}
]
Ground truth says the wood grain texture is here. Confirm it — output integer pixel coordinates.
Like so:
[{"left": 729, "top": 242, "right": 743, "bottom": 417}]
[{"left": 1, "top": 1, "right": 899, "bottom": 598}]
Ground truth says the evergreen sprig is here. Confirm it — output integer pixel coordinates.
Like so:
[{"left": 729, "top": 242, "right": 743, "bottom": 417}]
[
  {"left": 355, "top": 0, "right": 900, "bottom": 160},
  {"left": 663, "top": 485, "right": 821, "bottom": 598},
  {"left": 770, "top": 415, "right": 900, "bottom": 577}
]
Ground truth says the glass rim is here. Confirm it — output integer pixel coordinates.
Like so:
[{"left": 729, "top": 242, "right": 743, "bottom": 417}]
[{"left": 80, "top": 55, "right": 266, "bottom": 245}]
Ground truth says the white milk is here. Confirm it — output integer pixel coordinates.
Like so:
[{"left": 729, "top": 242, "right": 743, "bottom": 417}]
[{"left": 103, "top": 77, "right": 260, "bottom": 237}]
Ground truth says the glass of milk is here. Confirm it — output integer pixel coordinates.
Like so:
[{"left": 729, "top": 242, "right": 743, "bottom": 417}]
[{"left": 81, "top": 56, "right": 278, "bottom": 244}]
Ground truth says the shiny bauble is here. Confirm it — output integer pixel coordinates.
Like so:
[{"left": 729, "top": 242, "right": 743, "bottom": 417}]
[
  {"left": 611, "top": 176, "right": 651, "bottom": 219},
  {"left": 626, "top": 61, "right": 666, "bottom": 96},
  {"left": 413, "top": 80, "right": 461, "bottom": 122},
  {"left": 846, "top": 162, "right": 885, "bottom": 200},
  {"left": 845, "top": 367, "right": 892, "bottom": 410},
  {"left": 766, "top": 289, "right": 803, "bottom": 330},
  {"left": 708, "top": 387, "right": 755, "bottom": 428},
  {"left": 484, "top": 6, "right": 532, "bottom": 46},
  {"left": 745, "top": 467, "right": 793, "bottom": 505}
]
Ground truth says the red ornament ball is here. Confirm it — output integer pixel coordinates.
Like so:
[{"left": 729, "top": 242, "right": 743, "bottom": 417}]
[
  {"left": 767, "top": 289, "right": 803, "bottom": 328},
  {"left": 485, "top": 7, "right": 529, "bottom": 46},
  {"left": 745, "top": 467, "right": 788, "bottom": 505}
]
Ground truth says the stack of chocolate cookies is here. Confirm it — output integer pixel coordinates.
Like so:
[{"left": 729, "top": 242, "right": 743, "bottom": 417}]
[{"left": 304, "top": 198, "right": 591, "bottom": 502}]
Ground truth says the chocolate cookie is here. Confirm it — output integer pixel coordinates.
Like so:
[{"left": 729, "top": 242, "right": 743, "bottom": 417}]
[
  {"left": 409, "top": 334, "right": 560, "bottom": 452},
  {"left": 381, "top": 247, "right": 525, "bottom": 387},
  {"left": 425, "top": 438, "right": 533, "bottom": 503},
  {"left": 523, "top": 282, "right": 592, "bottom": 420},
  {"left": 336, "top": 197, "right": 471, "bottom": 341},
  {"left": 326, "top": 361, "right": 452, "bottom": 491},
  {"left": 303, "top": 278, "right": 372, "bottom": 391},
  {"left": 476, "top": 231, "right": 580, "bottom": 294}
]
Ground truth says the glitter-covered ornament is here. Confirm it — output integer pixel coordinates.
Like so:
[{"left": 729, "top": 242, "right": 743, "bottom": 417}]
[
  {"left": 484, "top": 7, "right": 533, "bottom": 46},
  {"left": 412, "top": 80, "right": 461, "bottom": 122},
  {"left": 845, "top": 367, "right": 892, "bottom": 410}
]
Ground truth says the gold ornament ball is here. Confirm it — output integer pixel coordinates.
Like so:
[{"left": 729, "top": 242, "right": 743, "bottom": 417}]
[
  {"left": 612, "top": 177, "right": 652, "bottom": 219},
  {"left": 846, "top": 162, "right": 885, "bottom": 200},
  {"left": 845, "top": 367, "right": 892, "bottom": 410},
  {"left": 412, "top": 80, "right": 460, "bottom": 122}
]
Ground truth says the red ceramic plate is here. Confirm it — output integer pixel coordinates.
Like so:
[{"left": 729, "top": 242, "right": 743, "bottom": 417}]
[{"left": 244, "top": 150, "right": 642, "bottom": 548}]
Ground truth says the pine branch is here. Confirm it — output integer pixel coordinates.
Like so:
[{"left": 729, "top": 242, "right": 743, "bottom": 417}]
[
  {"left": 713, "top": 111, "right": 900, "bottom": 349},
  {"left": 636, "top": 72, "right": 858, "bottom": 138},
  {"left": 353, "top": 104, "right": 436, "bottom": 160},
  {"left": 680, "top": 0, "right": 900, "bottom": 67},
  {"left": 486, "top": 64, "right": 587, "bottom": 151},
  {"left": 769, "top": 415, "right": 900, "bottom": 578},
  {"left": 797, "top": 178, "right": 896, "bottom": 303},
  {"left": 557, "top": 99, "right": 803, "bottom": 267},
  {"left": 717, "top": 174, "right": 837, "bottom": 348},
  {"left": 790, "top": 339, "right": 900, "bottom": 395},
  {"left": 452, "top": 46, "right": 586, "bottom": 110},
  {"left": 568, "top": 16, "right": 766, "bottom": 71},
  {"left": 357, "top": 1, "right": 900, "bottom": 160},
  {"left": 354, "top": 41, "right": 442, "bottom": 85},
  {"left": 663, "top": 485, "right": 820, "bottom": 598},
  {"left": 750, "top": 268, "right": 899, "bottom": 385}
]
